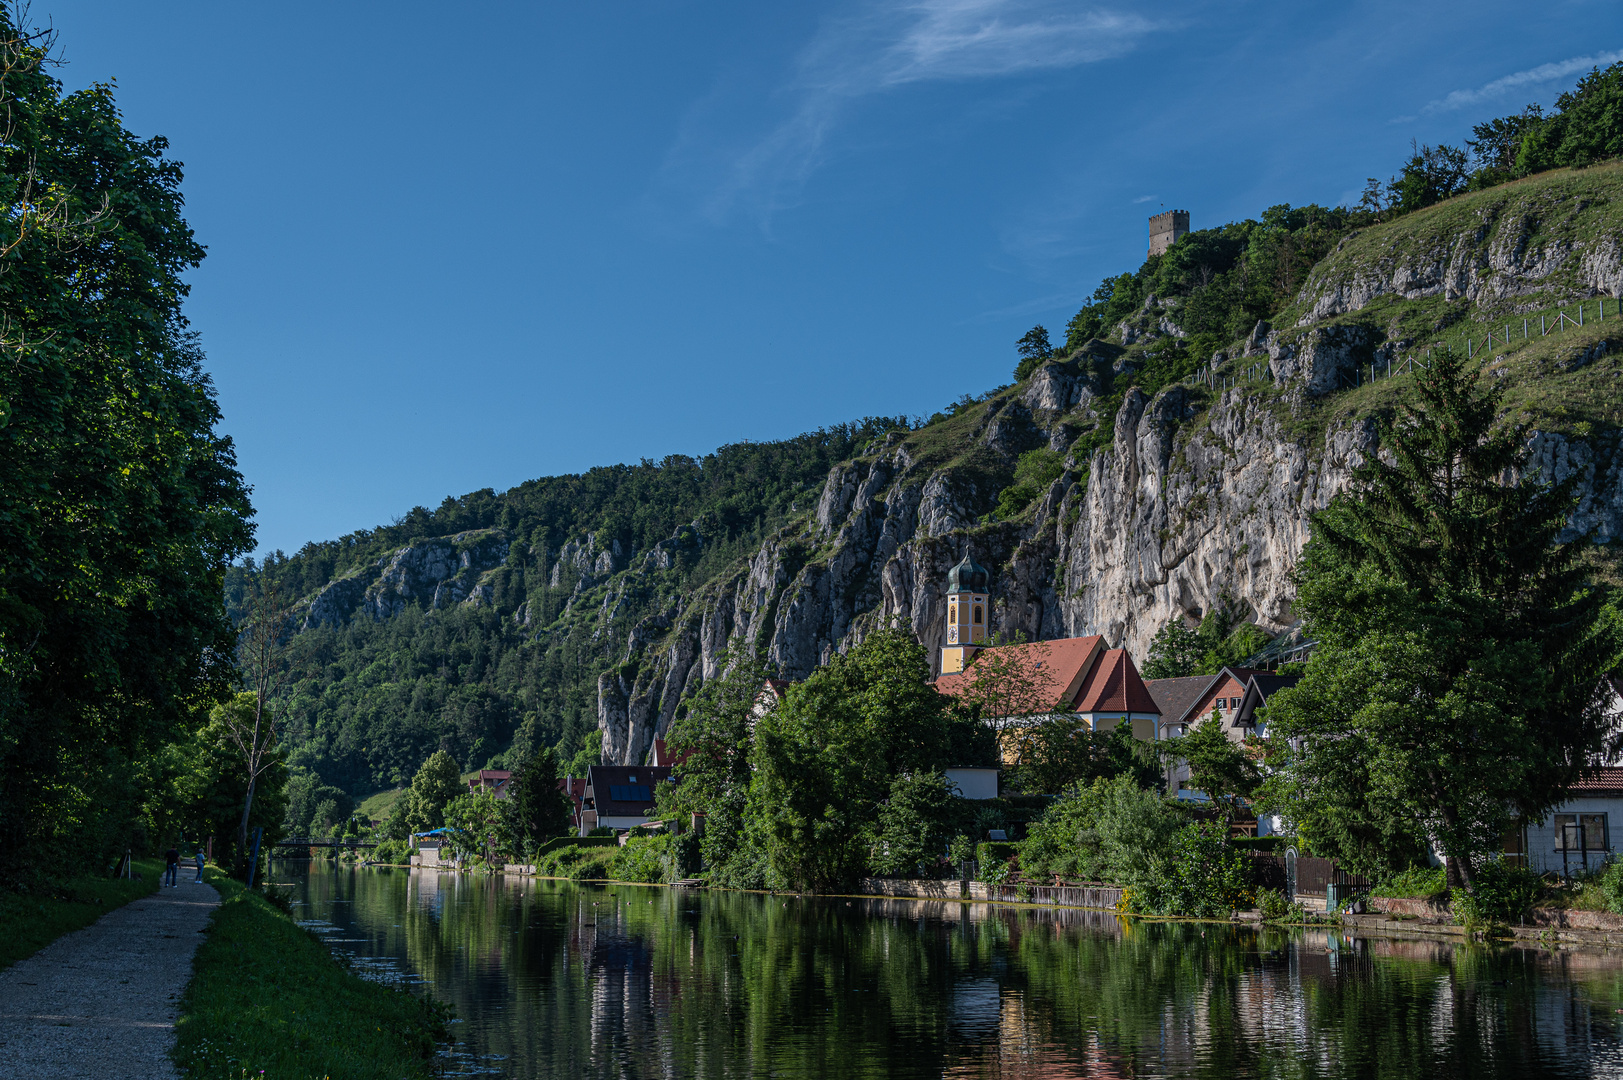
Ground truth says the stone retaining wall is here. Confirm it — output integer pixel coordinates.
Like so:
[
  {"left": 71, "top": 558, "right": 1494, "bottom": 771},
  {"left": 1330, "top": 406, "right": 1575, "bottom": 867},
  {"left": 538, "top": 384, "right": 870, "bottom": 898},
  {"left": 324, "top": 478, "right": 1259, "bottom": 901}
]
[{"left": 857, "top": 879, "right": 1123, "bottom": 910}]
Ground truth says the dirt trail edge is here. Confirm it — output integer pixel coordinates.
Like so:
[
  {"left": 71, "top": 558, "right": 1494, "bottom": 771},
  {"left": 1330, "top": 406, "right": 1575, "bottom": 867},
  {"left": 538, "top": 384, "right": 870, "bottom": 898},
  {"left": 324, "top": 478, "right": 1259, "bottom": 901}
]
[{"left": 0, "top": 879, "right": 221, "bottom": 1079}]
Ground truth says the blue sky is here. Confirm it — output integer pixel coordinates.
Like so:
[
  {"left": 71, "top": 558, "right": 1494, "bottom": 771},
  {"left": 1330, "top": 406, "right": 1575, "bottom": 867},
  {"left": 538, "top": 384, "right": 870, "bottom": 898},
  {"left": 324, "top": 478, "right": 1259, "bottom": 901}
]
[{"left": 46, "top": 1, "right": 1620, "bottom": 557}]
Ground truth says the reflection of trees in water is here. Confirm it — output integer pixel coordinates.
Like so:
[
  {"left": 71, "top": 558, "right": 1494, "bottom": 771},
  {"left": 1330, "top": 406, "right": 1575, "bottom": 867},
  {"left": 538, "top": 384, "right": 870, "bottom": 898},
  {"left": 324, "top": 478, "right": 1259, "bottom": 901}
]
[{"left": 301, "top": 867, "right": 1623, "bottom": 1079}]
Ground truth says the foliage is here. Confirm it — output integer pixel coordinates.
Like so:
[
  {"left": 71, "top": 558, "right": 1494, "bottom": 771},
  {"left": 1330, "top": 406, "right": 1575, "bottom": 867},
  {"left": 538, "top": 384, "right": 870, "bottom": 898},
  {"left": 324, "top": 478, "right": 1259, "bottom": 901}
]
[
  {"left": 442, "top": 788, "right": 514, "bottom": 862},
  {"left": 1372, "top": 865, "right": 1448, "bottom": 900},
  {"left": 1386, "top": 140, "right": 1470, "bottom": 214},
  {"left": 1256, "top": 887, "right": 1295, "bottom": 922},
  {"left": 0, "top": 858, "right": 162, "bottom": 973},
  {"left": 949, "top": 636, "right": 1062, "bottom": 751},
  {"left": 403, "top": 751, "right": 464, "bottom": 835},
  {"left": 1013, "top": 325, "right": 1054, "bottom": 381},
  {"left": 870, "top": 771, "right": 961, "bottom": 878},
  {"left": 1259, "top": 349, "right": 1621, "bottom": 887},
  {"left": 174, "top": 868, "right": 447, "bottom": 1079},
  {"left": 1512, "top": 62, "right": 1623, "bottom": 173},
  {"left": 656, "top": 648, "right": 773, "bottom": 820},
  {"left": 282, "top": 772, "right": 354, "bottom": 837},
  {"left": 1142, "top": 619, "right": 1202, "bottom": 680},
  {"left": 994, "top": 447, "right": 1065, "bottom": 519},
  {"left": 1451, "top": 860, "right": 1545, "bottom": 928},
  {"left": 508, "top": 747, "right": 574, "bottom": 847},
  {"left": 1020, "top": 775, "right": 1191, "bottom": 890},
  {"left": 145, "top": 703, "right": 286, "bottom": 870},
  {"left": 0, "top": 10, "right": 254, "bottom": 885},
  {"left": 1177, "top": 713, "right": 1261, "bottom": 823},
  {"left": 749, "top": 626, "right": 991, "bottom": 891},
  {"left": 1010, "top": 718, "right": 1161, "bottom": 796},
  {"left": 1133, "top": 823, "right": 1253, "bottom": 918},
  {"left": 1600, "top": 859, "right": 1623, "bottom": 915}
]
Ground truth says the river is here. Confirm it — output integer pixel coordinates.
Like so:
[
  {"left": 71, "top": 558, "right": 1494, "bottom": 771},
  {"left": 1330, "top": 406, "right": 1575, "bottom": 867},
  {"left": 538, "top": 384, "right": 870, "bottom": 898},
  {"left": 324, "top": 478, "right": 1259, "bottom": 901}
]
[{"left": 277, "top": 860, "right": 1623, "bottom": 1078}]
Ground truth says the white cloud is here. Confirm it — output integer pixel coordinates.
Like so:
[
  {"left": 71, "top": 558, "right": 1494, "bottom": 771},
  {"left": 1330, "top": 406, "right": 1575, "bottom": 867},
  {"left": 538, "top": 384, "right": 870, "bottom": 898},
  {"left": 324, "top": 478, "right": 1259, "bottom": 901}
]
[
  {"left": 1132, "top": 194, "right": 1158, "bottom": 203},
  {"left": 667, "top": 1, "right": 1163, "bottom": 227},
  {"left": 1422, "top": 50, "right": 1623, "bottom": 114}
]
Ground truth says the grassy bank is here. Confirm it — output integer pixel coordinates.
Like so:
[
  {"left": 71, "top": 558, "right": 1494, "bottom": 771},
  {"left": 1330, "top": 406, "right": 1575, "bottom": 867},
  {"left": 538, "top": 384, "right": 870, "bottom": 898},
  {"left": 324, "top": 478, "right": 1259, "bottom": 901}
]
[
  {"left": 174, "top": 869, "right": 448, "bottom": 1079},
  {"left": 0, "top": 858, "right": 163, "bottom": 972}
]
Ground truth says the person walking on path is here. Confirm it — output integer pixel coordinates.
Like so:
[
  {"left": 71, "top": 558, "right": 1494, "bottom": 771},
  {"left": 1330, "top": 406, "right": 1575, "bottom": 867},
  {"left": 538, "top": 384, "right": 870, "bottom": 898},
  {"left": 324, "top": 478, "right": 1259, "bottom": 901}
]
[
  {"left": 163, "top": 846, "right": 179, "bottom": 887},
  {"left": 193, "top": 849, "right": 205, "bottom": 883},
  {"left": 0, "top": 878, "right": 221, "bottom": 1079}
]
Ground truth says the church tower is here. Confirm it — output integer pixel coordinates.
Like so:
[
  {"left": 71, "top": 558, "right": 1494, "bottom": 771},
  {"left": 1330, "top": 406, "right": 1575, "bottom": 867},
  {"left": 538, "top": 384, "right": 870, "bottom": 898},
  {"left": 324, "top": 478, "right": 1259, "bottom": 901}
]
[{"left": 940, "top": 554, "right": 990, "bottom": 674}]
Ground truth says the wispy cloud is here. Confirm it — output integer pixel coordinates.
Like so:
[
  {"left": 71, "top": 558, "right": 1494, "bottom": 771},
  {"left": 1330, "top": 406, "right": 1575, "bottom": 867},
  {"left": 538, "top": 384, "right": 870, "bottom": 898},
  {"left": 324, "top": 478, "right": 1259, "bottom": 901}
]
[
  {"left": 1131, "top": 194, "right": 1158, "bottom": 203},
  {"left": 665, "top": 1, "right": 1163, "bottom": 227},
  {"left": 1422, "top": 50, "right": 1623, "bottom": 114}
]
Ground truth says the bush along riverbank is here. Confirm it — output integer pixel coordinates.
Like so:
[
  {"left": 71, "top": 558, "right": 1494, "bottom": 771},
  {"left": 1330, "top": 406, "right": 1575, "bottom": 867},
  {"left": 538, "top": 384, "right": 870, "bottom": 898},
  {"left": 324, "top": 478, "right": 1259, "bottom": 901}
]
[
  {"left": 0, "top": 858, "right": 163, "bottom": 972},
  {"left": 173, "top": 868, "right": 449, "bottom": 1079}
]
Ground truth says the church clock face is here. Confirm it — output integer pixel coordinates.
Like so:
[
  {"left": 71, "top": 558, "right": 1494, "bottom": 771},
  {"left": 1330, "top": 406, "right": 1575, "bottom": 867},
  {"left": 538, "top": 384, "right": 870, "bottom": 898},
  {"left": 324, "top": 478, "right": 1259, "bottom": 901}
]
[{"left": 948, "top": 626, "right": 958, "bottom": 644}]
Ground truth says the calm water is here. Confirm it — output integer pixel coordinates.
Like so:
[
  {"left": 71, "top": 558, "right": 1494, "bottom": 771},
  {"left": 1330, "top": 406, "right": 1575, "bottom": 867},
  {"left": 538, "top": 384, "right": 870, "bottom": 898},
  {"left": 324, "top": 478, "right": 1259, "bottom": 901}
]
[{"left": 277, "top": 861, "right": 1623, "bottom": 1079}]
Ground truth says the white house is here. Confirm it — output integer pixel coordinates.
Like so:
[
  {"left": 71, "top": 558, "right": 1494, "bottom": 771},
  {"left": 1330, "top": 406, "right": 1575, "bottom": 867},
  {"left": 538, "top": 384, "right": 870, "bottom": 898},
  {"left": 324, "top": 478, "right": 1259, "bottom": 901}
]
[{"left": 1516, "top": 767, "right": 1623, "bottom": 875}]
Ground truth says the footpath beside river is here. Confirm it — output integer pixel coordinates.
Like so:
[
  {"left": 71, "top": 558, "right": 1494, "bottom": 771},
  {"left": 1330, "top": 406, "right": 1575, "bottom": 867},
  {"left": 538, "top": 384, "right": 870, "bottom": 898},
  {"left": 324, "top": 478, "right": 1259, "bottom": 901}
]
[{"left": 0, "top": 882, "right": 220, "bottom": 1080}]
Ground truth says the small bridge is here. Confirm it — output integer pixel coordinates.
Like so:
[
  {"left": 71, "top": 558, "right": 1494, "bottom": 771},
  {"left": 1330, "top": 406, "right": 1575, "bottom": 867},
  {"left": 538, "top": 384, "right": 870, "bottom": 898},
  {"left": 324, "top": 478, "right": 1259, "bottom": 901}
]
[{"left": 270, "top": 837, "right": 379, "bottom": 852}]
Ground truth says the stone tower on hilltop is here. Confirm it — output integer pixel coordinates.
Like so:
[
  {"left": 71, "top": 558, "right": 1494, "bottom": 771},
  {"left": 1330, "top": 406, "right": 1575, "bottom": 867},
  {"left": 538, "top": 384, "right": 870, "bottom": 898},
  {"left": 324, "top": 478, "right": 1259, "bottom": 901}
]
[
  {"left": 1148, "top": 209, "right": 1189, "bottom": 258},
  {"left": 940, "top": 553, "right": 990, "bottom": 674}
]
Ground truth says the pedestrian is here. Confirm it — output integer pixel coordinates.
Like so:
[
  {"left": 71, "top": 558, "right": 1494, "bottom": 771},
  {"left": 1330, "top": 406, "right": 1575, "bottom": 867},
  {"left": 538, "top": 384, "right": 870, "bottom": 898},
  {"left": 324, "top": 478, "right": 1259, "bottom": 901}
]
[
  {"left": 164, "top": 846, "right": 179, "bottom": 887},
  {"left": 193, "top": 848, "right": 205, "bottom": 883}
]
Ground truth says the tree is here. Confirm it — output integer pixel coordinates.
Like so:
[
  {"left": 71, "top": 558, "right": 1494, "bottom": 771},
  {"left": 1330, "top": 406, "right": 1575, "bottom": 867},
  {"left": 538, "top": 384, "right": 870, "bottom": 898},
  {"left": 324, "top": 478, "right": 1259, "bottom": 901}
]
[
  {"left": 508, "top": 747, "right": 573, "bottom": 849},
  {"left": 1386, "top": 141, "right": 1470, "bottom": 213},
  {"left": 405, "top": 751, "right": 465, "bottom": 835},
  {"left": 656, "top": 649, "right": 772, "bottom": 819},
  {"left": 1014, "top": 325, "right": 1053, "bottom": 381},
  {"left": 1177, "top": 712, "right": 1260, "bottom": 824},
  {"left": 443, "top": 788, "right": 512, "bottom": 863},
  {"left": 951, "top": 638, "right": 1063, "bottom": 755},
  {"left": 750, "top": 625, "right": 990, "bottom": 891},
  {"left": 223, "top": 579, "right": 298, "bottom": 870},
  {"left": 0, "top": 10, "right": 254, "bottom": 883},
  {"left": 1260, "top": 349, "right": 1621, "bottom": 887},
  {"left": 870, "top": 771, "right": 959, "bottom": 878},
  {"left": 1142, "top": 619, "right": 1202, "bottom": 679},
  {"left": 1515, "top": 62, "right": 1623, "bottom": 173}
]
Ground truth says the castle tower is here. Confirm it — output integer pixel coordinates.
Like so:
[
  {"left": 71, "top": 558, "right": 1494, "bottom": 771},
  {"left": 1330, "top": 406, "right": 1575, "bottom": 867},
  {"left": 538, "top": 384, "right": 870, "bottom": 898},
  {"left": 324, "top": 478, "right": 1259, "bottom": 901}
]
[
  {"left": 1148, "top": 209, "right": 1190, "bottom": 258},
  {"left": 940, "top": 554, "right": 990, "bottom": 674}
]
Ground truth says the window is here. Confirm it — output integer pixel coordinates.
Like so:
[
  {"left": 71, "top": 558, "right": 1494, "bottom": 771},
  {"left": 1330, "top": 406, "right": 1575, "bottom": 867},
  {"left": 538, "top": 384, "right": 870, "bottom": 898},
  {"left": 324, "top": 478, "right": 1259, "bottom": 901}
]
[
  {"left": 1554, "top": 813, "right": 1608, "bottom": 851},
  {"left": 949, "top": 604, "right": 957, "bottom": 622},
  {"left": 973, "top": 606, "right": 983, "bottom": 624},
  {"left": 609, "top": 784, "right": 652, "bottom": 803}
]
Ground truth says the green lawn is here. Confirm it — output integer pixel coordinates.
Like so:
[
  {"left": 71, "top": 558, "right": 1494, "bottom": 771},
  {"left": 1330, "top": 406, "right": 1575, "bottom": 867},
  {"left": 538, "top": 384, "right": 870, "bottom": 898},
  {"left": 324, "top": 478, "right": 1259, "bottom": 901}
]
[
  {"left": 0, "top": 858, "right": 163, "bottom": 972},
  {"left": 174, "top": 868, "right": 448, "bottom": 1079}
]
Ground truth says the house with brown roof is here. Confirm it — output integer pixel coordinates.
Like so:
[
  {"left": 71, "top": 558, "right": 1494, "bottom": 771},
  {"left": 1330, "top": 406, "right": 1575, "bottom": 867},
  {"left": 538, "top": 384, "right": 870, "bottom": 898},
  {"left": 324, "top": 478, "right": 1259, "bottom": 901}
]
[
  {"left": 581, "top": 765, "right": 673, "bottom": 832},
  {"left": 467, "top": 769, "right": 512, "bottom": 799},
  {"left": 1515, "top": 767, "right": 1623, "bottom": 875}
]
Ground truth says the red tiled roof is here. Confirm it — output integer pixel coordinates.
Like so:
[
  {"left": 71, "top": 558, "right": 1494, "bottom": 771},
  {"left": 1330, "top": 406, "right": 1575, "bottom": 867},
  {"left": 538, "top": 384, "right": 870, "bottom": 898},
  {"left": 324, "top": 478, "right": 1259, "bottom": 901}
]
[
  {"left": 1571, "top": 768, "right": 1623, "bottom": 793},
  {"left": 1072, "top": 649, "right": 1159, "bottom": 714},
  {"left": 934, "top": 636, "right": 1105, "bottom": 710}
]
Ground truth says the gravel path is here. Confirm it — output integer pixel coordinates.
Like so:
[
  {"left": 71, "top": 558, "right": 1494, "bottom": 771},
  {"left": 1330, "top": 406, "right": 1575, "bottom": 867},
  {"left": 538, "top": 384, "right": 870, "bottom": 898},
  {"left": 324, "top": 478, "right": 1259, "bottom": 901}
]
[{"left": 0, "top": 879, "right": 220, "bottom": 1079}]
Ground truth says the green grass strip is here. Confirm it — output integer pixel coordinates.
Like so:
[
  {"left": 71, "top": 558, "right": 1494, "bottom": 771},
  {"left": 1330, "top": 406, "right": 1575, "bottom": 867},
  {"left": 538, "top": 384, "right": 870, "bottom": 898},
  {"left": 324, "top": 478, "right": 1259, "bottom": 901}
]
[
  {"left": 174, "top": 869, "right": 448, "bottom": 1080},
  {"left": 0, "top": 858, "right": 163, "bottom": 972}
]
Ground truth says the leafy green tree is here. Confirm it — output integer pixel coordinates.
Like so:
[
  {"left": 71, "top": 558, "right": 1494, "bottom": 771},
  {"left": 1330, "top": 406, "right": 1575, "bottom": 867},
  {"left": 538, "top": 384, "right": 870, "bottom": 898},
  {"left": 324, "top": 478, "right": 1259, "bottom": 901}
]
[
  {"left": 656, "top": 649, "right": 773, "bottom": 819},
  {"left": 1136, "top": 823, "right": 1252, "bottom": 917},
  {"left": 1014, "top": 325, "right": 1053, "bottom": 380},
  {"left": 1142, "top": 619, "right": 1202, "bottom": 679},
  {"left": 508, "top": 747, "right": 573, "bottom": 848},
  {"left": 1176, "top": 712, "right": 1260, "bottom": 824},
  {"left": 1021, "top": 774, "right": 1188, "bottom": 888},
  {"left": 405, "top": 751, "right": 465, "bottom": 834},
  {"left": 1012, "top": 718, "right": 1159, "bottom": 795},
  {"left": 750, "top": 626, "right": 988, "bottom": 891},
  {"left": 1260, "top": 349, "right": 1620, "bottom": 887},
  {"left": 443, "top": 788, "right": 513, "bottom": 862},
  {"left": 1515, "top": 62, "right": 1623, "bottom": 172},
  {"left": 146, "top": 710, "right": 286, "bottom": 868},
  {"left": 564, "top": 730, "right": 602, "bottom": 779},
  {"left": 994, "top": 447, "right": 1065, "bottom": 519},
  {"left": 0, "top": 12, "right": 254, "bottom": 883},
  {"left": 1385, "top": 140, "right": 1470, "bottom": 213},
  {"left": 870, "top": 772, "right": 959, "bottom": 878}
]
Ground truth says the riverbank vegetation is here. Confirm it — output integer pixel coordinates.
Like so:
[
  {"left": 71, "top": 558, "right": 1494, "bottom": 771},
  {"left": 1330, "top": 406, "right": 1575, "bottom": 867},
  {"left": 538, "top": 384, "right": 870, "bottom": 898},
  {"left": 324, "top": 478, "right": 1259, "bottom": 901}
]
[
  {"left": 174, "top": 868, "right": 448, "bottom": 1079},
  {"left": 0, "top": 9, "right": 255, "bottom": 891},
  {"left": 0, "top": 859, "right": 162, "bottom": 972}
]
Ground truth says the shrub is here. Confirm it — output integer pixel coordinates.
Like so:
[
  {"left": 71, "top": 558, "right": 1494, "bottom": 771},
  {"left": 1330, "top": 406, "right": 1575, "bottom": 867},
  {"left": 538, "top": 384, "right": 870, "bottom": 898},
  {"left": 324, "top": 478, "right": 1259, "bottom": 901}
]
[
  {"left": 1372, "top": 865, "right": 1447, "bottom": 899},
  {"left": 1133, "top": 823, "right": 1253, "bottom": 917},
  {"left": 1257, "top": 886, "right": 1296, "bottom": 922},
  {"left": 1601, "top": 858, "right": 1623, "bottom": 914},
  {"left": 611, "top": 835, "right": 669, "bottom": 883},
  {"left": 1453, "top": 860, "right": 1545, "bottom": 928}
]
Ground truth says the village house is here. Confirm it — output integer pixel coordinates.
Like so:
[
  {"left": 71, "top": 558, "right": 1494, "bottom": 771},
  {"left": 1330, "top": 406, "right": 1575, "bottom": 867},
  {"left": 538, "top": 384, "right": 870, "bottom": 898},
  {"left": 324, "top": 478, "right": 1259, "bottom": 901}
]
[
  {"left": 467, "top": 769, "right": 512, "bottom": 798},
  {"left": 580, "top": 764, "right": 672, "bottom": 834},
  {"left": 1513, "top": 767, "right": 1623, "bottom": 876}
]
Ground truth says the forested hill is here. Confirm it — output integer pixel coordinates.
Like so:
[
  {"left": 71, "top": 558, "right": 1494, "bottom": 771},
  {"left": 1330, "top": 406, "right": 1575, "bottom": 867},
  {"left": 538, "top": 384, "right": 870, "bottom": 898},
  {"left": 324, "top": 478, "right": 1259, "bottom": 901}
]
[
  {"left": 246, "top": 64, "right": 1623, "bottom": 809},
  {"left": 228, "top": 420, "right": 910, "bottom": 789}
]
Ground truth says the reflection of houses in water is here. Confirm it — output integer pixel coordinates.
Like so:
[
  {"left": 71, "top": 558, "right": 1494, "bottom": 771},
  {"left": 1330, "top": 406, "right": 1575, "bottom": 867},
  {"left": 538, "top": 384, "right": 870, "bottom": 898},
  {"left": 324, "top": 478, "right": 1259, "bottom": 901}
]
[{"left": 566, "top": 894, "right": 671, "bottom": 1076}]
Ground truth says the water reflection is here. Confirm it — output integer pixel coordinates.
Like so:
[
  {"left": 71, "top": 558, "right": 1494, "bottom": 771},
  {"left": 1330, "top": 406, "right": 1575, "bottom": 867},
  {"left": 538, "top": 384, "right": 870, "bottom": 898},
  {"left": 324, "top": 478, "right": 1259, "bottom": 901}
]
[{"left": 278, "top": 861, "right": 1623, "bottom": 1079}]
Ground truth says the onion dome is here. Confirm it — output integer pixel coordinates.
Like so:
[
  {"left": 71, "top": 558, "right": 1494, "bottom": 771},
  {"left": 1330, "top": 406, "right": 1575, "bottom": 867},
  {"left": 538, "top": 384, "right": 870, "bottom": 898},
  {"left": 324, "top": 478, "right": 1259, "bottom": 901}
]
[{"left": 946, "top": 554, "right": 989, "bottom": 594}]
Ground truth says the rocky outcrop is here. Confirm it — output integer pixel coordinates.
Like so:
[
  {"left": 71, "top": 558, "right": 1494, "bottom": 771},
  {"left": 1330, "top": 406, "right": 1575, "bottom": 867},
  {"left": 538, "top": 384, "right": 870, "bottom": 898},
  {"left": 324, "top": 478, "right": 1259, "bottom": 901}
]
[
  {"left": 363, "top": 530, "right": 509, "bottom": 619},
  {"left": 1296, "top": 180, "right": 1623, "bottom": 324},
  {"left": 1267, "top": 324, "right": 1376, "bottom": 397}
]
